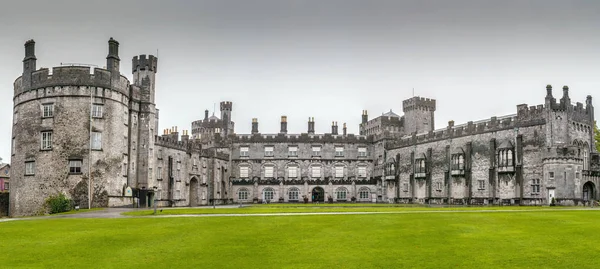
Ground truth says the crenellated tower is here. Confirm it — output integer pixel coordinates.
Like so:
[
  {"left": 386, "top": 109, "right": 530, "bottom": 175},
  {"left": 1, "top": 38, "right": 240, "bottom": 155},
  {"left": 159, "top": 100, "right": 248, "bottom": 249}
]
[
  {"left": 402, "top": 96, "right": 436, "bottom": 134},
  {"left": 131, "top": 54, "right": 159, "bottom": 189},
  {"left": 220, "top": 101, "right": 234, "bottom": 135}
]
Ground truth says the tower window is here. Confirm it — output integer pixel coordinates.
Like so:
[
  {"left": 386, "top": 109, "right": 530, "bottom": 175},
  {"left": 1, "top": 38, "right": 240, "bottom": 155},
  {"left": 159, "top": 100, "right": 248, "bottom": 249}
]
[{"left": 42, "top": 103, "right": 54, "bottom": 118}]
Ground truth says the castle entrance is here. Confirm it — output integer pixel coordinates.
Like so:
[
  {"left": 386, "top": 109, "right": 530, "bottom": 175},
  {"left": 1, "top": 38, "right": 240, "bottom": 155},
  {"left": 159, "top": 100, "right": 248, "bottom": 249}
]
[
  {"left": 312, "top": 187, "right": 325, "bottom": 202},
  {"left": 189, "top": 177, "right": 199, "bottom": 206},
  {"left": 583, "top": 181, "right": 596, "bottom": 202}
]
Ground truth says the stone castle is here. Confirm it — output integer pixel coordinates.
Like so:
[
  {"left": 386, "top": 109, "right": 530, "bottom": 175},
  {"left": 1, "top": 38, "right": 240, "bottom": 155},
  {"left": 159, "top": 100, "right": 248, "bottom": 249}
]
[{"left": 8, "top": 38, "right": 600, "bottom": 216}]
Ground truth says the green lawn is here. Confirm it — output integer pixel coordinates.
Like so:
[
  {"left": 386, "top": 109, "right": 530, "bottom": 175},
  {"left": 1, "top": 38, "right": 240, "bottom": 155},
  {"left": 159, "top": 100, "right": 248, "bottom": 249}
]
[
  {"left": 124, "top": 204, "right": 572, "bottom": 216},
  {"left": 1, "top": 209, "right": 599, "bottom": 268}
]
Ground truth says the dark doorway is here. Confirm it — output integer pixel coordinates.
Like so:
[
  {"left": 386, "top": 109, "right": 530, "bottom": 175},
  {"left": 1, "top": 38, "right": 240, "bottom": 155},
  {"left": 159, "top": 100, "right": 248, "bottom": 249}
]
[
  {"left": 190, "top": 177, "right": 199, "bottom": 206},
  {"left": 312, "top": 187, "right": 325, "bottom": 202},
  {"left": 583, "top": 181, "right": 596, "bottom": 201}
]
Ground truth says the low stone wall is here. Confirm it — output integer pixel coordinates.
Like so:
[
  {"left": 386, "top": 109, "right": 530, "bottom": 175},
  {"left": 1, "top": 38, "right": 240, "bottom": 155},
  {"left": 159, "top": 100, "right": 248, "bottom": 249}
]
[
  {"left": 108, "top": 196, "right": 134, "bottom": 208},
  {"left": 0, "top": 193, "right": 8, "bottom": 216}
]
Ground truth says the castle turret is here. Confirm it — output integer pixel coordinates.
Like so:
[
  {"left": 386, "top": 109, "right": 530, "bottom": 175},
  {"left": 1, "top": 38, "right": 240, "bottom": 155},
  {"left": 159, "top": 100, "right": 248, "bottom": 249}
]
[
  {"left": 402, "top": 96, "right": 436, "bottom": 134},
  {"left": 251, "top": 118, "right": 259, "bottom": 134},
  {"left": 280, "top": 116, "right": 287, "bottom": 134},
  {"left": 22, "top": 40, "right": 37, "bottom": 90},
  {"left": 560, "top": 86, "right": 571, "bottom": 110},
  {"left": 220, "top": 101, "right": 233, "bottom": 136},
  {"left": 106, "top": 37, "right": 120, "bottom": 74}
]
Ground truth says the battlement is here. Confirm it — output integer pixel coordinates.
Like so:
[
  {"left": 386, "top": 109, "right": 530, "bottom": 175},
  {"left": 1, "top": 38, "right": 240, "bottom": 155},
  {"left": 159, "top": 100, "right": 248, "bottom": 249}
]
[
  {"left": 517, "top": 103, "right": 545, "bottom": 125},
  {"left": 385, "top": 114, "right": 521, "bottom": 149},
  {"left": 220, "top": 101, "right": 233, "bottom": 111},
  {"left": 402, "top": 96, "right": 436, "bottom": 112},
  {"left": 14, "top": 66, "right": 130, "bottom": 96},
  {"left": 233, "top": 133, "right": 372, "bottom": 144},
  {"left": 132, "top": 55, "right": 158, "bottom": 73}
]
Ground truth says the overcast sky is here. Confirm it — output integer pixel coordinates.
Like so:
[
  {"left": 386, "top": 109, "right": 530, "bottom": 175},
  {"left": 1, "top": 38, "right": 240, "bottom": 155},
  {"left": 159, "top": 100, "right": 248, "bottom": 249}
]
[{"left": 1, "top": 0, "right": 599, "bottom": 163}]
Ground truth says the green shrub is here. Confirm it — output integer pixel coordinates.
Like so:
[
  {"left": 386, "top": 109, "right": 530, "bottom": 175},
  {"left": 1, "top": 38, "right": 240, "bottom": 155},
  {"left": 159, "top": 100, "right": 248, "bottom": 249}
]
[{"left": 45, "top": 193, "right": 72, "bottom": 214}]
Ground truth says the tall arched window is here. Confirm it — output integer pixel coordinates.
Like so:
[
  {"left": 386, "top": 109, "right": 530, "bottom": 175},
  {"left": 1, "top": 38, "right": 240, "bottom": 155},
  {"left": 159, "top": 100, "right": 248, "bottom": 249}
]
[
  {"left": 238, "top": 188, "right": 249, "bottom": 201},
  {"left": 583, "top": 147, "right": 589, "bottom": 171},
  {"left": 458, "top": 155, "right": 464, "bottom": 170},
  {"left": 506, "top": 149, "right": 513, "bottom": 166},
  {"left": 288, "top": 187, "right": 300, "bottom": 201},
  {"left": 263, "top": 188, "right": 275, "bottom": 201}
]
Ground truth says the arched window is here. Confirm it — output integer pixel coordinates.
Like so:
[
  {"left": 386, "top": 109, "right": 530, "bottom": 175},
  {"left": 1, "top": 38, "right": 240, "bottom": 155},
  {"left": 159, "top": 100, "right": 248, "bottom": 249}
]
[
  {"left": 335, "top": 187, "right": 348, "bottom": 200},
  {"left": 583, "top": 147, "right": 589, "bottom": 171},
  {"left": 458, "top": 155, "right": 464, "bottom": 170},
  {"left": 506, "top": 149, "right": 513, "bottom": 166},
  {"left": 238, "top": 188, "right": 249, "bottom": 201},
  {"left": 358, "top": 187, "right": 370, "bottom": 199},
  {"left": 288, "top": 187, "right": 300, "bottom": 201},
  {"left": 263, "top": 188, "right": 275, "bottom": 201}
]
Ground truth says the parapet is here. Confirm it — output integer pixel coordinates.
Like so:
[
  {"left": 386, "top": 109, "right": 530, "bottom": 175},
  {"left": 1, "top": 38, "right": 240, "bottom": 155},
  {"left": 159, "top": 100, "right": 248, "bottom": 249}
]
[
  {"left": 220, "top": 101, "right": 233, "bottom": 111},
  {"left": 132, "top": 55, "right": 158, "bottom": 73},
  {"left": 14, "top": 66, "right": 130, "bottom": 96},
  {"left": 232, "top": 133, "right": 372, "bottom": 144},
  {"left": 402, "top": 96, "right": 436, "bottom": 112}
]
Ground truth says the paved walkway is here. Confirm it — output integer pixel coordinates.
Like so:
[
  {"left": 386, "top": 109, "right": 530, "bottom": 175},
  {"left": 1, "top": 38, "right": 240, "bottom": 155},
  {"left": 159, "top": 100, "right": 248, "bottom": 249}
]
[{"left": 1, "top": 206, "right": 598, "bottom": 222}]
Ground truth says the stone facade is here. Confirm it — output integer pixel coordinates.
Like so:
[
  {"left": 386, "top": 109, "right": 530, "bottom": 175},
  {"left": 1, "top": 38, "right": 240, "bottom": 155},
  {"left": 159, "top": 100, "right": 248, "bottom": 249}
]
[{"left": 8, "top": 38, "right": 600, "bottom": 217}]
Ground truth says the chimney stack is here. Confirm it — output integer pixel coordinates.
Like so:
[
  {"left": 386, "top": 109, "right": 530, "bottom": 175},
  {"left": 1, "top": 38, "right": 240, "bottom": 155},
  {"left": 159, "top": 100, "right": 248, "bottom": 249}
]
[
  {"left": 204, "top": 110, "right": 209, "bottom": 120},
  {"left": 343, "top": 123, "right": 347, "bottom": 136},
  {"left": 362, "top": 110, "right": 368, "bottom": 124},
  {"left": 332, "top": 121, "right": 338, "bottom": 135},
  {"left": 181, "top": 130, "right": 189, "bottom": 143},
  {"left": 308, "top": 117, "right": 315, "bottom": 134},
  {"left": 251, "top": 118, "right": 259, "bottom": 134},
  {"left": 280, "top": 116, "right": 287, "bottom": 134}
]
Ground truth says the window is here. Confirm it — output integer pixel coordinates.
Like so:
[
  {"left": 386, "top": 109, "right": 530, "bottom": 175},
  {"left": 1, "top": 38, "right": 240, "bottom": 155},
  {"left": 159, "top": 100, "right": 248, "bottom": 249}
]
[
  {"left": 403, "top": 183, "right": 409, "bottom": 192},
  {"left": 12, "top": 137, "right": 15, "bottom": 155},
  {"left": 158, "top": 149, "right": 163, "bottom": 159},
  {"left": 264, "top": 166, "right": 274, "bottom": 178},
  {"left": 436, "top": 182, "right": 442, "bottom": 191},
  {"left": 576, "top": 172, "right": 580, "bottom": 179},
  {"left": 240, "top": 166, "right": 249, "bottom": 178},
  {"left": 123, "top": 163, "right": 128, "bottom": 176},
  {"left": 549, "top": 172, "right": 555, "bottom": 179},
  {"left": 69, "top": 160, "right": 82, "bottom": 174},
  {"left": 288, "top": 166, "right": 298, "bottom": 178},
  {"left": 240, "top": 146, "right": 249, "bottom": 157},
  {"left": 175, "top": 190, "right": 181, "bottom": 200},
  {"left": 288, "top": 146, "right": 298, "bottom": 157},
  {"left": 25, "top": 161, "right": 35, "bottom": 175},
  {"left": 358, "top": 147, "right": 367, "bottom": 157},
  {"left": 312, "top": 146, "right": 321, "bottom": 156},
  {"left": 288, "top": 187, "right": 299, "bottom": 201},
  {"left": 157, "top": 167, "right": 162, "bottom": 180},
  {"left": 148, "top": 168, "right": 153, "bottom": 181},
  {"left": 4, "top": 182, "right": 8, "bottom": 190},
  {"left": 42, "top": 103, "right": 54, "bottom": 118},
  {"left": 478, "top": 180, "right": 485, "bottom": 190},
  {"left": 92, "top": 104, "right": 103, "bottom": 118},
  {"left": 311, "top": 166, "right": 321, "bottom": 178},
  {"left": 124, "top": 111, "right": 128, "bottom": 125},
  {"left": 335, "top": 166, "right": 344, "bottom": 178},
  {"left": 41, "top": 131, "right": 53, "bottom": 150},
  {"left": 415, "top": 159, "right": 426, "bottom": 173},
  {"left": 583, "top": 148, "right": 589, "bottom": 170},
  {"left": 451, "top": 154, "right": 465, "bottom": 170},
  {"left": 238, "top": 188, "right": 249, "bottom": 200},
  {"left": 14, "top": 111, "right": 17, "bottom": 125},
  {"left": 264, "top": 146, "right": 274, "bottom": 157},
  {"left": 497, "top": 149, "right": 514, "bottom": 167},
  {"left": 359, "top": 187, "right": 370, "bottom": 199},
  {"left": 532, "top": 179, "right": 540, "bottom": 193},
  {"left": 358, "top": 166, "right": 367, "bottom": 178},
  {"left": 263, "top": 188, "right": 274, "bottom": 201},
  {"left": 335, "top": 146, "right": 344, "bottom": 157},
  {"left": 91, "top": 132, "right": 102, "bottom": 150},
  {"left": 336, "top": 187, "right": 348, "bottom": 200}
]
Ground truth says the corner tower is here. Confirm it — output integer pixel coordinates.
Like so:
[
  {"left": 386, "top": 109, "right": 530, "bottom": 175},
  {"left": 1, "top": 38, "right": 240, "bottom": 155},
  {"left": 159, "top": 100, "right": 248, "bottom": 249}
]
[
  {"left": 220, "top": 101, "right": 234, "bottom": 135},
  {"left": 402, "top": 96, "right": 436, "bottom": 134}
]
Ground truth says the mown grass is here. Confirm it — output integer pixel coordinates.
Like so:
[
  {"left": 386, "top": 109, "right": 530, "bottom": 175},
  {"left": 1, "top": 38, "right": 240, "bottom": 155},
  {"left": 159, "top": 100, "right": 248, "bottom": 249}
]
[
  {"left": 1, "top": 210, "right": 599, "bottom": 268},
  {"left": 123, "top": 204, "right": 573, "bottom": 216}
]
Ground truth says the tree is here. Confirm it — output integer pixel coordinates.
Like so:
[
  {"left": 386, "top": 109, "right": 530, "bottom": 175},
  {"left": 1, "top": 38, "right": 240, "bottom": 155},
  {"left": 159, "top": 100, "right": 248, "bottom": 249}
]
[{"left": 595, "top": 121, "right": 600, "bottom": 152}]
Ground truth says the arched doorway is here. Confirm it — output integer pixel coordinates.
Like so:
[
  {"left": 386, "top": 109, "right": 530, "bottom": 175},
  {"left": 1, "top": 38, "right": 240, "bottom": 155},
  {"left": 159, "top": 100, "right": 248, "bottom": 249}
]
[
  {"left": 312, "top": 187, "right": 325, "bottom": 202},
  {"left": 583, "top": 181, "right": 596, "bottom": 202},
  {"left": 189, "top": 177, "right": 199, "bottom": 207}
]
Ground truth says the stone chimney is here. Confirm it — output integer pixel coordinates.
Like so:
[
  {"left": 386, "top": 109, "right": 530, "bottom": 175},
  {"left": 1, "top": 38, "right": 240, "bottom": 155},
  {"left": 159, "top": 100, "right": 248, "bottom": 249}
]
[
  {"left": 204, "top": 110, "right": 209, "bottom": 120},
  {"left": 343, "top": 123, "right": 347, "bottom": 136},
  {"left": 181, "top": 130, "right": 189, "bottom": 143},
  {"left": 332, "top": 121, "right": 338, "bottom": 135},
  {"left": 308, "top": 117, "right": 315, "bottom": 134},
  {"left": 280, "top": 116, "right": 287, "bottom": 134},
  {"left": 362, "top": 110, "right": 368, "bottom": 124},
  {"left": 251, "top": 118, "right": 259, "bottom": 134}
]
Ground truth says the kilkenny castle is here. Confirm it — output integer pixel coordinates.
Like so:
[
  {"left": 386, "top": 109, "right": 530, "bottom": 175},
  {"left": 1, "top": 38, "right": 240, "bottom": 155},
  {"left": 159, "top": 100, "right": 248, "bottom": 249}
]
[{"left": 8, "top": 38, "right": 600, "bottom": 216}]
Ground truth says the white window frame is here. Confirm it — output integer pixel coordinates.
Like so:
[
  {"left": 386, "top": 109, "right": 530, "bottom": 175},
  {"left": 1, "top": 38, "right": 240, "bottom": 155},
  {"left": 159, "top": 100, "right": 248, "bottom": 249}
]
[
  {"left": 358, "top": 147, "right": 367, "bottom": 157},
  {"left": 240, "top": 146, "right": 249, "bottom": 157},
  {"left": 42, "top": 103, "right": 54, "bottom": 118},
  {"left": 359, "top": 187, "right": 370, "bottom": 199},
  {"left": 240, "top": 166, "right": 249, "bottom": 178},
  {"left": 335, "top": 146, "right": 344, "bottom": 157},
  {"left": 312, "top": 146, "right": 321, "bottom": 156},
  {"left": 92, "top": 104, "right": 103, "bottom": 118},
  {"left": 264, "top": 146, "right": 274, "bottom": 157},
  {"left": 478, "top": 180, "right": 485, "bottom": 190},
  {"left": 335, "top": 166, "right": 344, "bottom": 178},
  {"left": 358, "top": 166, "right": 367, "bottom": 178},
  {"left": 288, "top": 166, "right": 298, "bottom": 178},
  {"left": 263, "top": 188, "right": 274, "bottom": 201},
  {"left": 238, "top": 188, "right": 249, "bottom": 200},
  {"left": 91, "top": 132, "right": 102, "bottom": 150},
  {"left": 288, "top": 188, "right": 299, "bottom": 201},
  {"left": 264, "top": 166, "right": 274, "bottom": 178},
  {"left": 336, "top": 187, "right": 348, "bottom": 200},
  {"left": 288, "top": 146, "right": 298, "bottom": 157},
  {"left": 25, "top": 161, "right": 35, "bottom": 175},
  {"left": 157, "top": 167, "right": 162, "bottom": 180},
  {"left": 311, "top": 166, "right": 321, "bottom": 178},
  {"left": 41, "top": 131, "right": 53, "bottom": 150},
  {"left": 69, "top": 160, "right": 82, "bottom": 174}
]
